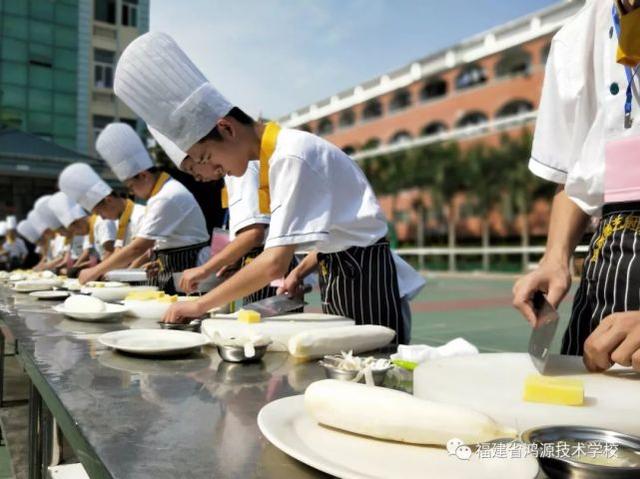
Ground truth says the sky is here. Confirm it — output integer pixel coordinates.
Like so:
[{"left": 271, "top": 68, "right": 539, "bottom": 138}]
[{"left": 150, "top": 0, "right": 560, "bottom": 119}]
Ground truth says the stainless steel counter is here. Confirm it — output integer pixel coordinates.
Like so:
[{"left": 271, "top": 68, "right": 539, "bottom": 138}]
[{"left": 0, "top": 287, "right": 331, "bottom": 478}]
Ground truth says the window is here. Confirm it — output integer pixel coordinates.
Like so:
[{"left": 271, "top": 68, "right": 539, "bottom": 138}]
[
  {"left": 94, "top": 0, "right": 116, "bottom": 24},
  {"left": 388, "top": 89, "right": 411, "bottom": 112},
  {"left": 93, "top": 115, "right": 114, "bottom": 143},
  {"left": 94, "top": 49, "right": 115, "bottom": 88},
  {"left": 121, "top": 118, "right": 138, "bottom": 131},
  {"left": 455, "top": 64, "right": 487, "bottom": 90},
  {"left": 495, "top": 100, "right": 533, "bottom": 119},
  {"left": 122, "top": 0, "right": 139, "bottom": 27},
  {"left": 3, "top": 14, "right": 29, "bottom": 40},
  {"left": 339, "top": 110, "right": 355, "bottom": 128},
  {"left": 389, "top": 130, "right": 412, "bottom": 145},
  {"left": 456, "top": 111, "right": 488, "bottom": 128},
  {"left": 421, "top": 122, "right": 448, "bottom": 136},
  {"left": 362, "top": 99, "right": 383, "bottom": 120},
  {"left": 495, "top": 48, "right": 532, "bottom": 78},
  {"left": 420, "top": 78, "right": 447, "bottom": 101},
  {"left": 54, "top": 93, "right": 76, "bottom": 115},
  {"left": 317, "top": 118, "right": 334, "bottom": 135},
  {"left": 29, "top": 65, "right": 53, "bottom": 90},
  {"left": 362, "top": 138, "right": 381, "bottom": 151}
]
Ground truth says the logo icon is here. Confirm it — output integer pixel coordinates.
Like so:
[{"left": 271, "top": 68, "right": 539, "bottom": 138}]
[{"left": 447, "top": 438, "right": 473, "bottom": 460}]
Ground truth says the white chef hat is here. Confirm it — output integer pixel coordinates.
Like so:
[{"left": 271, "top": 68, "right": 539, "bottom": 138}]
[
  {"left": 6, "top": 215, "right": 17, "bottom": 230},
  {"left": 59, "top": 162, "right": 113, "bottom": 212},
  {"left": 148, "top": 126, "right": 187, "bottom": 169},
  {"left": 34, "top": 195, "right": 63, "bottom": 231},
  {"left": 0, "top": 222, "right": 6, "bottom": 236},
  {"left": 114, "top": 32, "right": 233, "bottom": 152},
  {"left": 48, "top": 192, "right": 87, "bottom": 229},
  {"left": 27, "top": 211, "right": 47, "bottom": 237},
  {"left": 96, "top": 123, "right": 153, "bottom": 182},
  {"left": 17, "top": 220, "right": 39, "bottom": 244}
]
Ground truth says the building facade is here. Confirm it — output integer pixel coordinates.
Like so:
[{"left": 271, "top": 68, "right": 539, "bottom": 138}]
[{"left": 279, "top": 0, "right": 585, "bottom": 244}]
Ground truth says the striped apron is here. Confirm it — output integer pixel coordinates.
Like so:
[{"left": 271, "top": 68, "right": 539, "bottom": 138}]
[
  {"left": 149, "top": 241, "right": 209, "bottom": 294},
  {"left": 317, "top": 238, "right": 405, "bottom": 345},
  {"left": 563, "top": 202, "right": 640, "bottom": 355},
  {"left": 240, "top": 246, "right": 300, "bottom": 307}
]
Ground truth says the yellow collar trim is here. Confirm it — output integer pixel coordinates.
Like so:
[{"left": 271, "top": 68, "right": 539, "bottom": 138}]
[
  {"left": 149, "top": 172, "right": 171, "bottom": 199},
  {"left": 116, "top": 200, "right": 135, "bottom": 242},
  {"left": 257, "top": 122, "right": 281, "bottom": 214}
]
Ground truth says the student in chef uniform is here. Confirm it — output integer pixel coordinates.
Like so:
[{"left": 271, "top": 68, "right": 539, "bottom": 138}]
[
  {"left": 149, "top": 126, "right": 301, "bottom": 305},
  {"left": 513, "top": 0, "right": 640, "bottom": 372},
  {"left": 32, "top": 195, "right": 72, "bottom": 271},
  {"left": 48, "top": 191, "right": 116, "bottom": 272},
  {"left": 2, "top": 216, "right": 28, "bottom": 270},
  {"left": 59, "top": 162, "right": 145, "bottom": 255},
  {"left": 114, "top": 33, "right": 425, "bottom": 342},
  {"left": 26, "top": 211, "right": 53, "bottom": 268},
  {"left": 16, "top": 219, "right": 40, "bottom": 256},
  {"left": 79, "top": 122, "right": 210, "bottom": 293}
]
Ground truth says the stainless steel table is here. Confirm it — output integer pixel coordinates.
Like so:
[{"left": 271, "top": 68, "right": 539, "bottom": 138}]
[{"left": 0, "top": 287, "right": 329, "bottom": 479}]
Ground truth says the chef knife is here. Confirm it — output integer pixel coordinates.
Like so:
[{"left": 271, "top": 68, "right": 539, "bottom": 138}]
[
  {"left": 243, "top": 284, "right": 312, "bottom": 318},
  {"left": 528, "top": 291, "right": 559, "bottom": 375}
]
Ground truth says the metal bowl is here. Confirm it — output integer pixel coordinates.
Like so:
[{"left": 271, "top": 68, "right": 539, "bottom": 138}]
[
  {"left": 216, "top": 342, "right": 270, "bottom": 363},
  {"left": 521, "top": 426, "right": 640, "bottom": 478},
  {"left": 320, "top": 362, "right": 392, "bottom": 386}
]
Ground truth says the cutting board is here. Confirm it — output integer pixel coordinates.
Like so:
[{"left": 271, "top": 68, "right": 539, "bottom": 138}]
[
  {"left": 414, "top": 353, "right": 640, "bottom": 436},
  {"left": 202, "top": 313, "right": 354, "bottom": 351}
]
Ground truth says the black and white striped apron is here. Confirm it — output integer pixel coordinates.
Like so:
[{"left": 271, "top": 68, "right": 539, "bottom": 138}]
[
  {"left": 563, "top": 202, "right": 640, "bottom": 355},
  {"left": 241, "top": 246, "right": 300, "bottom": 307},
  {"left": 317, "top": 238, "right": 405, "bottom": 345},
  {"left": 149, "top": 241, "right": 209, "bottom": 295}
]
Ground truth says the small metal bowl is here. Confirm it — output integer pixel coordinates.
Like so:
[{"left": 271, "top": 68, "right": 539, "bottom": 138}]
[
  {"left": 521, "top": 426, "right": 640, "bottom": 478},
  {"left": 158, "top": 319, "right": 201, "bottom": 333},
  {"left": 320, "top": 362, "right": 392, "bottom": 386},
  {"left": 216, "top": 342, "right": 271, "bottom": 363}
]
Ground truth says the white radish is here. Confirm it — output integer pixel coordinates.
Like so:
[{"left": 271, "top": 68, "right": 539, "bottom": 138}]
[
  {"left": 305, "top": 379, "right": 517, "bottom": 445},
  {"left": 288, "top": 325, "right": 395, "bottom": 360}
]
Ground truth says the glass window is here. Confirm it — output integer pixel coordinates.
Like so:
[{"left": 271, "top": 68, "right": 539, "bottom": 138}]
[
  {"left": 93, "top": 115, "right": 114, "bottom": 143},
  {"left": 317, "top": 118, "right": 333, "bottom": 135},
  {"left": 2, "top": 14, "right": 29, "bottom": 40},
  {"left": 455, "top": 64, "right": 487, "bottom": 90},
  {"left": 55, "top": 4, "right": 78, "bottom": 27},
  {"left": 456, "top": 111, "right": 488, "bottom": 128},
  {"left": 30, "top": 20, "right": 53, "bottom": 45},
  {"left": 495, "top": 100, "right": 533, "bottom": 118},
  {"left": 339, "top": 110, "right": 355, "bottom": 128},
  {"left": 94, "top": 0, "right": 117, "bottom": 24},
  {"left": 420, "top": 78, "right": 447, "bottom": 101},
  {"left": 122, "top": 0, "right": 138, "bottom": 27},
  {"left": 54, "top": 93, "right": 76, "bottom": 115},
  {"left": 28, "top": 111, "right": 53, "bottom": 134},
  {"left": 0, "top": 38, "right": 27, "bottom": 62},
  {"left": 1, "top": 62, "right": 27, "bottom": 85},
  {"left": 388, "top": 89, "right": 411, "bottom": 112},
  {"left": 29, "top": 42, "right": 53, "bottom": 66},
  {"left": 29, "top": 65, "right": 53, "bottom": 90},
  {"left": 3, "top": 1, "right": 28, "bottom": 15},
  {"left": 389, "top": 130, "right": 412, "bottom": 145},
  {"left": 30, "top": 0, "right": 55, "bottom": 22},
  {"left": 55, "top": 28, "right": 77, "bottom": 48},
  {"left": 53, "top": 70, "right": 76, "bottom": 93},
  {"left": 55, "top": 48, "right": 77, "bottom": 71},
  {"left": 0, "top": 85, "right": 27, "bottom": 109},
  {"left": 362, "top": 100, "right": 383, "bottom": 120},
  {"left": 53, "top": 115, "right": 76, "bottom": 137},
  {"left": 495, "top": 48, "right": 532, "bottom": 78},
  {"left": 0, "top": 108, "right": 26, "bottom": 129},
  {"left": 28, "top": 89, "right": 52, "bottom": 112},
  {"left": 94, "top": 48, "right": 115, "bottom": 88}
]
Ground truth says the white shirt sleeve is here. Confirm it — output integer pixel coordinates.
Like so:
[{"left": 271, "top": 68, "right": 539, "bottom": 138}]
[
  {"left": 529, "top": 36, "right": 593, "bottom": 184},
  {"left": 95, "top": 219, "right": 117, "bottom": 247},
  {"left": 227, "top": 162, "right": 270, "bottom": 236},
  {"left": 136, "top": 197, "right": 184, "bottom": 242},
  {"left": 265, "top": 155, "right": 332, "bottom": 249}
]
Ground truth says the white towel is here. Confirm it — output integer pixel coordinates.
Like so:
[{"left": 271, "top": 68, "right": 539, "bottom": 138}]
[{"left": 391, "top": 338, "right": 479, "bottom": 364}]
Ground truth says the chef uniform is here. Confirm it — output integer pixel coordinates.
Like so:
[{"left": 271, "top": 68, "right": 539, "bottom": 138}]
[
  {"left": 3, "top": 216, "right": 28, "bottom": 269},
  {"left": 34, "top": 195, "right": 65, "bottom": 261},
  {"left": 150, "top": 127, "right": 295, "bottom": 305},
  {"left": 529, "top": 0, "right": 640, "bottom": 355},
  {"left": 59, "top": 162, "right": 145, "bottom": 249},
  {"left": 114, "top": 32, "right": 425, "bottom": 343},
  {"left": 96, "top": 122, "right": 210, "bottom": 293}
]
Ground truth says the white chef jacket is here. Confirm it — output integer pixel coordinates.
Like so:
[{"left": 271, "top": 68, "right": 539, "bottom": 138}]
[
  {"left": 264, "top": 127, "right": 424, "bottom": 299},
  {"left": 114, "top": 202, "right": 146, "bottom": 248},
  {"left": 136, "top": 177, "right": 209, "bottom": 250},
  {"left": 2, "top": 238, "right": 27, "bottom": 259},
  {"left": 82, "top": 217, "right": 117, "bottom": 259},
  {"left": 529, "top": 0, "right": 640, "bottom": 216},
  {"left": 224, "top": 160, "right": 270, "bottom": 241}
]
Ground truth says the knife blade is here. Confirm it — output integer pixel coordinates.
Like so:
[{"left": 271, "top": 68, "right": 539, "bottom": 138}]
[
  {"left": 528, "top": 291, "right": 559, "bottom": 375},
  {"left": 243, "top": 284, "right": 312, "bottom": 318}
]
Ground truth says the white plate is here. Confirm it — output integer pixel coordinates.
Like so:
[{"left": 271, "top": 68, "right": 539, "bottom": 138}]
[
  {"left": 81, "top": 285, "right": 158, "bottom": 302},
  {"left": 11, "top": 279, "right": 62, "bottom": 293},
  {"left": 98, "top": 329, "right": 210, "bottom": 356},
  {"left": 53, "top": 303, "right": 129, "bottom": 322},
  {"left": 29, "top": 290, "right": 71, "bottom": 300},
  {"left": 258, "top": 395, "right": 538, "bottom": 479}
]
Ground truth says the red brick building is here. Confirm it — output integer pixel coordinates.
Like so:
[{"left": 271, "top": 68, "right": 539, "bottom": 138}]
[{"left": 279, "top": 0, "right": 585, "bottom": 244}]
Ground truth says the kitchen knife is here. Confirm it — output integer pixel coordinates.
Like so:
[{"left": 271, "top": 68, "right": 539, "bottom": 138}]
[
  {"left": 243, "top": 284, "right": 312, "bottom": 318},
  {"left": 528, "top": 291, "right": 559, "bottom": 375}
]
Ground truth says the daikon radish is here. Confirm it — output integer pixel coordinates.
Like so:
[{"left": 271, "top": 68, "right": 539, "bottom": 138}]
[
  {"left": 305, "top": 379, "right": 517, "bottom": 445},
  {"left": 288, "top": 325, "right": 395, "bottom": 360},
  {"left": 64, "top": 295, "right": 106, "bottom": 313}
]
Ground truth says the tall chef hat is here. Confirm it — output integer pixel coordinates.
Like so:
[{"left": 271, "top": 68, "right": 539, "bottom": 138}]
[
  {"left": 96, "top": 123, "right": 153, "bottom": 182},
  {"left": 48, "top": 192, "right": 87, "bottom": 229},
  {"left": 6, "top": 215, "right": 17, "bottom": 230},
  {"left": 17, "top": 220, "right": 39, "bottom": 244},
  {"left": 59, "top": 163, "right": 113, "bottom": 212},
  {"left": 0, "top": 222, "right": 6, "bottom": 237},
  {"left": 27, "top": 211, "right": 47, "bottom": 237},
  {"left": 148, "top": 126, "right": 187, "bottom": 169},
  {"left": 34, "top": 195, "right": 63, "bottom": 230},
  {"left": 114, "top": 32, "right": 233, "bottom": 152}
]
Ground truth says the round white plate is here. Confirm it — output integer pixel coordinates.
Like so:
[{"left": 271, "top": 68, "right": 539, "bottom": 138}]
[
  {"left": 81, "top": 285, "right": 158, "bottom": 302},
  {"left": 30, "top": 290, "right": 71, "bottom": 300},
  {"left": 53, "top": 303, "right": 129, "bottom": 322},
  {"left": 258, "top": 395, "right": 538, "bottom": 479},
  {"left": 98, "top": 329, "right": 210, "bottom": 356}
]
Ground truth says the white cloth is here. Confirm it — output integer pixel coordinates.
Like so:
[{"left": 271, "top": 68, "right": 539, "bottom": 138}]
[
  {"left": 59, "top": 162, "right": 113, "bottom": 211},
  {"left": 3, "top": 238, "right": 27, "bottom": 260},
  {"left": 0, "top": 222, "right": 6, "bottom": 237},
  {"left": 48, "top": 192, "right": 87, "bottom": 229},
  {"left": 50, "top": 235, "right": 66, "bottom": 259},
  {"left": 263, "top": 128, "right": 425, "bottom": 298},
  {"left": 390, "top": 338, "right": 479, "bottom": 365},
  {"left": 17, "top": 220, "right": 39, "bottom": 244},
  {"left": 6, "top": 216, "right": 17, "bottom": 230},
  {"left": 115, "top": 203, "right": 145, "bottom": 248},
  {"left": 529, "top": 0, "right": 640, "bottom": 215},
  {"left": 136, "top": 177, "right": 209, "bottom": 250},
  {"left": 149, "top": 126, "right": 187, "bottom": 168},
  {"left": 34, "top": 195, "right": 62, "bottom": 230},
  {"left": 96, "top": 123, "right": 153, "bottom": 182},
  {"left": 224, "top": 161, "right": 270, "bottom": 240},
  {"left": 82, "top": 217, "right": 117, "bottom": 258},
  {"left": 69, "top": 235, "right": 85, "bottom": 260},
  {"left": 114, "top": 32, "right": 232, "bottom": 151}
]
